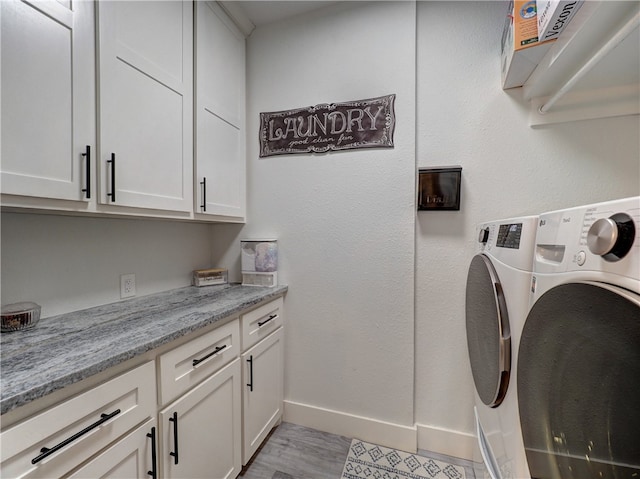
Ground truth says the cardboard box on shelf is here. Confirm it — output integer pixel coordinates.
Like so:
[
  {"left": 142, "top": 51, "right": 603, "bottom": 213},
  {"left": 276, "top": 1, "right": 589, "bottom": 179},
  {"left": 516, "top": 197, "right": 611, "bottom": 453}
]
[
  {"left": 501, "top": 0, "right": 555, "bottom": 89},
  {"left": 537, "top": 0, "right": 584, "bottom": 41}
]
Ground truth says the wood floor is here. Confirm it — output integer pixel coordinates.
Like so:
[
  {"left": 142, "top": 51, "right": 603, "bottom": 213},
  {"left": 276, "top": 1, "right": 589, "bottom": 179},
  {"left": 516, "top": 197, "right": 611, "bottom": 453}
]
[
  {"left": 240, "top": 422, "right": 352, "bottom": 479},
  {"left": 239, "top": 422, "right": 477, "bottom": 479}
]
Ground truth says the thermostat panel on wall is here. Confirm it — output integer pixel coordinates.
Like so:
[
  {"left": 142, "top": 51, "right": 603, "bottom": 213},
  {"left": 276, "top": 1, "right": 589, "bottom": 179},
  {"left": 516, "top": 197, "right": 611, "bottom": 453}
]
[{"left": 418, "top": 166, "right": 462, "bottom": 211}]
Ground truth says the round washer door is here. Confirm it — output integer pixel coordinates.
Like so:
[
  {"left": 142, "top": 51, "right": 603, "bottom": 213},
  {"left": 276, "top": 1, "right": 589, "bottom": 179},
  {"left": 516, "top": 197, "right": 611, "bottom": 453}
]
[
  {"left": 518, "top": 281, "right": 640, "bottom": 479},
  {"left": 465, "top": 254, "right": 511, "bottom": 408}
]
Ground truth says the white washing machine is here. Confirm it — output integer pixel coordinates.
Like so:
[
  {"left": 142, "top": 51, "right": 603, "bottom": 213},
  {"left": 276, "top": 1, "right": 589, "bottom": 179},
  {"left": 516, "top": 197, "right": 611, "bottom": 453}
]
[
  {"left": 518, "top": 196, "right": 640, "bottom": 479},
  {"left": 465, "top": 216, "right": 537, "bottom": 479}
]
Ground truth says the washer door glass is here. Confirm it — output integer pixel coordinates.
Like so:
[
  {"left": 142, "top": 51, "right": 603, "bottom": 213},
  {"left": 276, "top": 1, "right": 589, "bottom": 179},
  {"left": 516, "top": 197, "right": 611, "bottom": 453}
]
[
  {"left": 465, "top": 254, "right": 511, "bottom": 407},
  {"left": 518, "top": 282, "right": 640, "bottom": 479}
]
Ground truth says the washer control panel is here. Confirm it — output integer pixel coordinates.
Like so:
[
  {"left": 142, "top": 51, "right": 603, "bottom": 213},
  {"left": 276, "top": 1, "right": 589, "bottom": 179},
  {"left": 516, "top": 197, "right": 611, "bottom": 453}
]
[
  {"left": 475, "top": 216, "right": 539, "bottom": 271},
  {"left": 496, "top": 223, "right": 523, "bottom": 249},
  {"left": 534, "top": 197, "right": 640, "bottom": 280}
]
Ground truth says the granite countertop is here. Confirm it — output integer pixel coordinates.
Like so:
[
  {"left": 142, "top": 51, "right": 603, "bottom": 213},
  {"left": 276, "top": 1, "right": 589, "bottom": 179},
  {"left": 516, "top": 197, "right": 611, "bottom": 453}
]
[{"left": 0, "top": 283, "right": 288, "bottom": 415}]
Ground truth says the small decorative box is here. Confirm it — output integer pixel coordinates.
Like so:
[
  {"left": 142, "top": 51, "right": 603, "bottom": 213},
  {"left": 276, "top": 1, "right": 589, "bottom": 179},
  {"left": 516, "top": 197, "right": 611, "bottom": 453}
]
[
  {"left": 241, "top": 239, "right": 278, "bottom": 272},
  {"left": 241, "top": 239, "right": 278, "bottom": 287},
  {"left": 193, "top": 268, "right": 228, "bottom": 287}
]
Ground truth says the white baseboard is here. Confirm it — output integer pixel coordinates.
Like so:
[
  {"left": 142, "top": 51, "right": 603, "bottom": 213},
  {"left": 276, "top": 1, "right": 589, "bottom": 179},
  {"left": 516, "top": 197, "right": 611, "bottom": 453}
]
[
  {"left": 416, "top": 423, "right": 476, "bottom": 461},
  {"left": 283, "top": 400, "right": 476, "bottom": 461},
  {"left": 283, "top": 400, "right": 418, "bottom": 453}
]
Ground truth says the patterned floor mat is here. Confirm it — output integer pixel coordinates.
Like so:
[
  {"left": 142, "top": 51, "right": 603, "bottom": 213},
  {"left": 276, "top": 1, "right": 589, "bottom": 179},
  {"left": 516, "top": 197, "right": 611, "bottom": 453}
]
[{"left": 341, "top": 439, "right": 466, "bottom": 479}]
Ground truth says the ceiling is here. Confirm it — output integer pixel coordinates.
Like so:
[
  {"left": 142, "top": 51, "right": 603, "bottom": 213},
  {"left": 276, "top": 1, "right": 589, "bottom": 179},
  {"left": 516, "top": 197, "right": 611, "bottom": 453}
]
[{"left": 222, "top": 1, "right": 337, "bottom": 33}]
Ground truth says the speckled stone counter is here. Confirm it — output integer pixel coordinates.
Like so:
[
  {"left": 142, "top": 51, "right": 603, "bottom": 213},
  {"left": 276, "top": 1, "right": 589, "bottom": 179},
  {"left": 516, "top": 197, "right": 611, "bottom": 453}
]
[{"left": 0, "top": 284, "right": 287, "bottom": 415}]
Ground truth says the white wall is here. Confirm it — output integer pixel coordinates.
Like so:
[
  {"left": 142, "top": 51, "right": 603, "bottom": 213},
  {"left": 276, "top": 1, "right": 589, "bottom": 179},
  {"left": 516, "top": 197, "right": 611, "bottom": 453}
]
[
  {"left": 214, "top": 0, "right": 639, "bottom": 459},
  {"left": 1, "top": 214, "right": 213, "bottom": 317},
  {"left": 415, "top": 0, "right": 640, "bottom": 458},
  {"left": 211, "top": 1, "right": 418, "bottom": 450}
]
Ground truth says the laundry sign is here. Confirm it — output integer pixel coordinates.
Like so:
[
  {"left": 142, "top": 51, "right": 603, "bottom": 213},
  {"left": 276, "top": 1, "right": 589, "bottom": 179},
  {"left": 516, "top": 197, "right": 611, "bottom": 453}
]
[{"left": 259, "top": 94, "right": 396, "bottom": 157}]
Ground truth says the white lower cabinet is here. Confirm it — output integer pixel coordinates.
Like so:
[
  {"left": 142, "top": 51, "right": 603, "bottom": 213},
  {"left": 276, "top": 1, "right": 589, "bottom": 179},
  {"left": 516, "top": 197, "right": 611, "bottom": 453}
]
[
  {"left": 158, "top": 319, "right": 240, "bottom": 407},
  {"left": 0, "top": 361, "right": 156, "bottom": 479},
  {"left": 0, "top": 296, "right": 285, "bottom": 479},
  {"left": 240, "top": 298, "right": 285, "bottom": 464},
  {"left": 159, "top": 358, "right": 242, "bottom": 479},
  {"left": 241, "top": 328, "right": 284, "bottom": 464},
  {"left": 67, "top": 419, "right": 158, "bottom": 479}
]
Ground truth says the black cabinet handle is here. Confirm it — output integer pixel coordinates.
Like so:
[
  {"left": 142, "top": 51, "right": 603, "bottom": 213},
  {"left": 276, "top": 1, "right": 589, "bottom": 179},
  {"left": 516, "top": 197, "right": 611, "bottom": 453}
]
[
  {"left": 81, "top": 145, "right": 91, "bottom": 199},
  {"left": 258, "top": 314, "right": 278, "bottom": 327},
  {"left": 107, "top": 153, "right": 116, "bottom": 202},
  {"left": 31, "top": 409, "right": 121, "bottom": 464},
  {"left": 246, "top": 355, "right": 254, "bottom": 392},
  {"left": 192, "top": 344, "right": 226, "bottom": 367},
  {"left": 200, "top": 177, "right": 206, "bottom": 212},
  {"left": 169, "top": 412, "right": 179, "bottom": 465},
  {"left": 146, "top": 426, "right": 157, "bottom": 479}
]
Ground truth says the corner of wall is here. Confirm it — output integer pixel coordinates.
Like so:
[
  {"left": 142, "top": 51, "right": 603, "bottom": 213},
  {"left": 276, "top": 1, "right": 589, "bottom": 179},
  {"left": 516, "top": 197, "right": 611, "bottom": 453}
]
[
  {"left": 416, "top": 422, "right": 476, "bottom": 461},
  {"left": 284, "top": 400, "right": 418, "bottom": 453}
]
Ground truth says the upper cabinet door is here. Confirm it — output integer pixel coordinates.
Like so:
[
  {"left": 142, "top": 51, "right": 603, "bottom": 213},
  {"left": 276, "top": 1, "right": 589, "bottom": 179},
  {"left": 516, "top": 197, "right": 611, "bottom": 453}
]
[
  {"left": 195, "top": 1, "right": 246, "bottom": 221},
  {"left": 97, "top": 1, "right": 193, "bottom": 212},
  {"left": 1, "top": 0, "right": 95, "bottom": 202}
]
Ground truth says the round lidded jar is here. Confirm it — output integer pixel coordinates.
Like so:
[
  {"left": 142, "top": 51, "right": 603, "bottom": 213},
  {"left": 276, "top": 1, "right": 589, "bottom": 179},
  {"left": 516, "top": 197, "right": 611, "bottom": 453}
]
[{"left": 1, "top": 302, "right": 41, "bottom": 332}]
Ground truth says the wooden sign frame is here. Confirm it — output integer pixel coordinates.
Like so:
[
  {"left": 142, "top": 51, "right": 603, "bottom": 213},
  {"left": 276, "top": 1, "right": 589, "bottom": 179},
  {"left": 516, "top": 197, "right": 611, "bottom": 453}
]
[{"left": 259, "top": 94, "right": 396, "bottom": 157}]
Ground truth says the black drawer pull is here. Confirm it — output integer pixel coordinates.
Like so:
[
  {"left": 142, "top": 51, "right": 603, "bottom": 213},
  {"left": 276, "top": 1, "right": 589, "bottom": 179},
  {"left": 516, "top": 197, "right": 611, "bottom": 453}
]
[
  {"left": 169, "top": 412, "right": 179, "bottom": 465},
  {"left": 258, "top": 314, "right": 278, "bottom": 327},
  {"left": 81, "top": 145, "right": 91, "bottom": 199},
  {"left": 146, "top": 426, "right": 157, "bottom": 479},
  {"left": 192, "top": 344, "right": 227, "bottom": 367},
  {"left": 31, "top": 409, "right": 121, "bottom": 464},
  {"left": 107, "top": 153, "right": 116, "bottom": 202},
  {"left": 200, "top": 177, "right": 207, "bottom": 212},
  {"left": 246, "top": 355, "right": 254, "bottom": 392}
]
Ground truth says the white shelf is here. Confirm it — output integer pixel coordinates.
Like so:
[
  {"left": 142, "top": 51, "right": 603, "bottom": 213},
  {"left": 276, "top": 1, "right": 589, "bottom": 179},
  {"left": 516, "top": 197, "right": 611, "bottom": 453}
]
[{"left": 523, "top": 1, "right": 640, "bottom": 126}]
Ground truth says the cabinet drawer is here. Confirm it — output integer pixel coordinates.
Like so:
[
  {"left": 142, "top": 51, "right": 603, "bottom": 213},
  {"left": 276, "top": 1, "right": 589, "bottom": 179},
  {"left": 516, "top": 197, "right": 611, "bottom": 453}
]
[
  {"left": 0, "top": 361, "right": 156, "bottom": 479},
  {"left": 159, "top": 318, "right": 240, "bottom": 405},
  {"left": 241, "top": 297, "right": 283, "bottom": 352}
]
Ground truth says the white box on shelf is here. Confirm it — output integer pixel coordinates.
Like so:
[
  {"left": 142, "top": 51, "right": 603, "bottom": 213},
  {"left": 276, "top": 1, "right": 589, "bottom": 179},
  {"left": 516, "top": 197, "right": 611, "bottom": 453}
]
[
  {"left": 536, "top": 0, "right": 583, "bottom": 41},
  {"left": 502, "top": 0, "right": 555, "bottom": 89}
]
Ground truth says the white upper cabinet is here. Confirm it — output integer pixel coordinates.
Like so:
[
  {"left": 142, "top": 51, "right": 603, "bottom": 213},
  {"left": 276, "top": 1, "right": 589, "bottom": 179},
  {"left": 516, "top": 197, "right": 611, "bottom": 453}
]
[
  {"left": 2, "top": 0, "right": 246, "bottom": 221},
  {"left": 523, "top": 1, "right": 640, "bottom": 126},
  {"left": 194, "top": 1, "right": 246, "bottom": 221},
  {"left": 96, "top": 0, "right": 193, "bottom": 212},
  {"left": 1, "top": 0, "right": 95, "bottom": 204}
]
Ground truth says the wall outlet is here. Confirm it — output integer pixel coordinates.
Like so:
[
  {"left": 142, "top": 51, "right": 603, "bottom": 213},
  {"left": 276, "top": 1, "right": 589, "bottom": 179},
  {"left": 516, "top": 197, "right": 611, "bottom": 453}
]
[{"left": 120, "top": 273, "right": 136, "bottom": 299}]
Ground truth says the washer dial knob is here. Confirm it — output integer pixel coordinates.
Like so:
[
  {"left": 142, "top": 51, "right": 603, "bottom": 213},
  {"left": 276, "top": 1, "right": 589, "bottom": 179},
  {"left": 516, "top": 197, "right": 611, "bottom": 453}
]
[
  {"left": 478, "top": 227, "right": 490, "bottom": 244},
  {"left": 587, "top": 213, "right": 636, "bottom": 261},
  {"left": 587, "top": 218, "right": 618, "bottom": 255}
]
